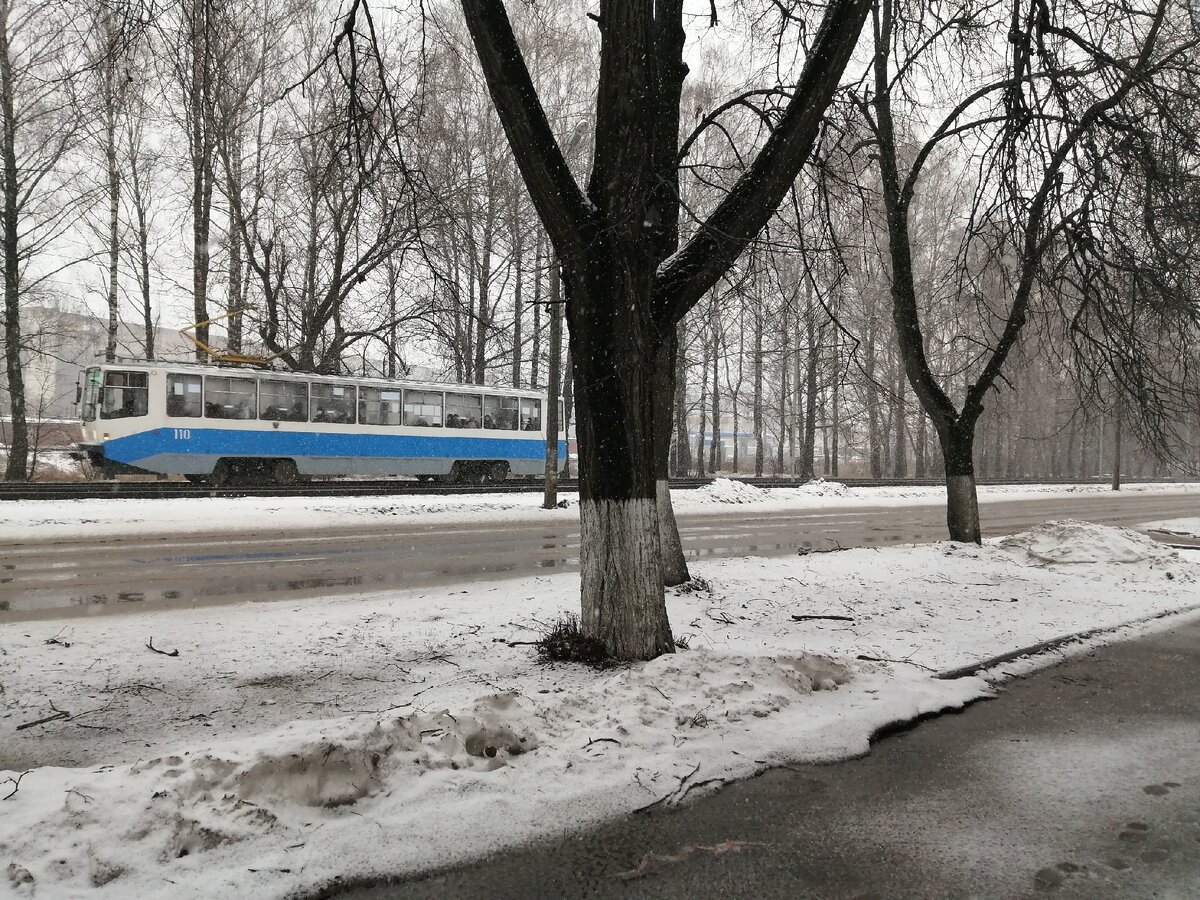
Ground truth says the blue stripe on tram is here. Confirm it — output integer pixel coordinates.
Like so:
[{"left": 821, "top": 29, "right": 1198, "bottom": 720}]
[{"left": 104, "top": 428, "right": 568, "bottom": 465}]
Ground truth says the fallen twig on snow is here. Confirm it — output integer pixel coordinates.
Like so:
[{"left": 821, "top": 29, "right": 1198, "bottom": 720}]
[
  {"left": 704, "top": 608, "right": 735, "bottom": 625},
  {"left": 2, "top": 770, "right": 31, "bottom": 800},
  {"left": 797, "top": 541, "right": 847, "bottom": 555},
  {"left": 791, "top": 614, "right": 854, "bottom": 623},
  {"left": 146, "top": 637, "right": 179, "bottom": 657},
  {"left": 16, "top": 703, "right": 70, "bottom": 731},
  {"left": 583, "top": 736, "right": 622, "bottom": 749},
  {"left": 856, "top": 654, "right": 936, "bottom": 672}
]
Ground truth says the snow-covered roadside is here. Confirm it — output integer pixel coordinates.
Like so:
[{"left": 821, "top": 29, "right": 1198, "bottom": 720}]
[
  {"left": 2, "top": 521, "right": 1198, "bottom": 899},
  {"left": 1144, "top": 517, "right": 1200, "bottom": 540},
  {"left": 4, "top": 478, "right": 1200, "bottom": 542}
]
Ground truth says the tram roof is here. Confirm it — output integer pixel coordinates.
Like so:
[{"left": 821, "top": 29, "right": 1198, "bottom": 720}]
[{"left": 87, "top": 358, "right": 552, "bottom": 399}]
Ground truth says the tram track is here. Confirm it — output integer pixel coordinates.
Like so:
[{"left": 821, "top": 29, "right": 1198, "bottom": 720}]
[{"left": 0, "top": 474, "right": 1184, "bottom": 501}]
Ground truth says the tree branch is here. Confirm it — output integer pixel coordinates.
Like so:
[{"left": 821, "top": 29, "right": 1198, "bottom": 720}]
[
  {"left": 459, "top": 0, "right": 592, "bottom": 259},
  {"left": 653, "top": 0, "right": 872, "bottom": 327}
]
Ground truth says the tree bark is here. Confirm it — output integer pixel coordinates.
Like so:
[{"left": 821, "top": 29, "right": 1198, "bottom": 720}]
[
  {"left": 461, "top": 0, "right": 871, "bottom": 659},
  {"left": 655, "top": 325, "right": 689, "bottom": 585},
  {"left": 1, "top": 3, "right": 28, "bottom": 481},
  {"left": 543, "top": 254, "right": 562, "bottom": 508},
  {"left": 567, "top": 251, "right": 673, "bottom": 660},
  {"left": 753, "top": 297, "right": 764, "bottom": 476},
  {"left": 673, "top": 321, "right": 690, "bottom": 478},
  {"left": 940, "top": 422, "right": 980, "bottom": 542}
]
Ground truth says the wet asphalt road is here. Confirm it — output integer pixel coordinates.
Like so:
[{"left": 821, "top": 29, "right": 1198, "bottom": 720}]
[
  {"left": 320, "top": 615, "right": 1200, "bottom": 900},
  {"left": 2, "top": 492, "right": 1198, "bottom": 622}
]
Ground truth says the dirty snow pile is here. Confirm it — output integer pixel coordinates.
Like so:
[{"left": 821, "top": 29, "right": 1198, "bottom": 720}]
[
  {"left": 688, "top": 476, "right": 768, "bottom": 504},
  {"left": 999, "top": 520, "right": 1181, "bottom": 565},
  {"left": 3, "top": 521, "right": 1200, "bottom": 898},
  {"left": 685, "top": 475, "right": 849, "bottom": 503}
]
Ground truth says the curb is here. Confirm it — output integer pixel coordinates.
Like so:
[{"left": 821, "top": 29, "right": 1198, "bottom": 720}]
[{"left": 934, "top": 601, "right": 1200, "bottom": 681}]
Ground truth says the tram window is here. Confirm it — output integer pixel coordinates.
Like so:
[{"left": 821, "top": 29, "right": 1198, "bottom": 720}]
[
  {"left": 81, "top": 367, "right": 101, "bottom": 421},
  {"left": 99, "top": 371, "right": 149, "bottom": 419},
  {"left": 259, "top": 379, "right": 307, "bottom": 422},
  {"left": 403, "top": 390, "right": 443, "bottom": 427},
  {"left": 359, "top": 387, "right": 401, "bottom": 425},
  {"left": 445, "top": 392, "right": 482, "bottom": 428},
  {"left": 311, "top": 383, "right": 355, "bottom": 424},
  {"left": 166, "top": 374, "right": 202, "bottom": 418},
  {"left": 520, "top": 398, "right": 542, "bottom": 432},
  {"left": 483, "top": 395, "right": 519, "bottom": 430},
  {"left": 204, "top": 376, "right": 256, "bottom": 419}
]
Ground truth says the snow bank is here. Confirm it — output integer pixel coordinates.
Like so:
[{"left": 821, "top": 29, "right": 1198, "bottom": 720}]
[
  {"left": 686, "top": 477, "right": 849, "bottom": 504},
  {"left": 998, "top": 519, "right": 1180, "bottom": 565},
  {"left": 687, "top": 477, "right": 767, "bottom": 504},
  {"left": 3, "top": 520, "right": 1199, "bottom": 898}
]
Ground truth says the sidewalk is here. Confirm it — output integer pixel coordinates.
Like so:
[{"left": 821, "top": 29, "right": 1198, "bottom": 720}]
[{"left": 354, "top": 614, "right": 1200, "bottom": 899}]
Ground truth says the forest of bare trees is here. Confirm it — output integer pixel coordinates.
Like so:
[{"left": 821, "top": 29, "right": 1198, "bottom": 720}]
[{"left": 0, "top": 0, "right": 1197, "bottom": 654}]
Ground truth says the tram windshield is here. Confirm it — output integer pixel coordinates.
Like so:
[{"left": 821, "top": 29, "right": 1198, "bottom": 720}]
[{"left": 81, "top": 367, "right": 102, "bottom": 421}]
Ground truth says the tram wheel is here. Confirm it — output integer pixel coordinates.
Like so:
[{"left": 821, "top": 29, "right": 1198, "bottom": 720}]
[
  {"left": 271, "top": 458, "right": 300, "bottom": 486},
  {"left": 486, "top": 461, "right": 509, "bottom": 483}
]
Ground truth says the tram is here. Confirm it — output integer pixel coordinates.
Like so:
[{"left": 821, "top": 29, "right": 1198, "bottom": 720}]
[{"left": 76, "top": 360, "right": 567, "bottom": 485}]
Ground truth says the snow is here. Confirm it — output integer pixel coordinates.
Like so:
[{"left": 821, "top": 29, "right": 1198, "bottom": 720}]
[
  {"left": 4, "top": 479, "right": 1200, "bottom": 542},
  {"left": 1143, "top": 517, "right": 1200, "bottom": 540},
  {"left": 3, "top": 520, "right": 1199, "bottom": 898}
]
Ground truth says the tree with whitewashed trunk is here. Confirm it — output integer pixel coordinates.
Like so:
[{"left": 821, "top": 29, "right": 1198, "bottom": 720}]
[
  {"left": 459, "top": 0, "right": 872, "bottom": 660},
  {"left": 859, "top": 0, "right": 1193, "bottom": 543}
]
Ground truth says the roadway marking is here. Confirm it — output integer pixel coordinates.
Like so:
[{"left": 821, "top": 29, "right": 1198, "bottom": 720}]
[{"left": 176, "top": 555, "right": 330, "bottom": 568}]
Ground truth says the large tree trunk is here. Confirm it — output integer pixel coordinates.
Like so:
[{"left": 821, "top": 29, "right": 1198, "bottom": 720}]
[
  {"left": 830, "top": 326, "right": 839, "bottom": 477},
  {"left": 1111, "top": 397, "right": 1122, "bottom": 491},
  {"left": 753, "top": 301, "right": 764, "bottom": 476},
  {"left": 672, "top": 321, "right": 690, "bottom": 478},
  {"left": 460, "top": 0, "right": 872, "bottom": 660},
  {"left": 708, "top": 307, "right": 720, "bottom": 473},
  {"left": 654, "top": 325, "right": 689, "bottom": 585},
  {"left": 511, "top": 200, "right": 523, "bottom": 387},
  {"left": 543, "top": 255, "right": 562, "bottom": 507},
  {"left": 530, "top": 237, "right": 542, "bottom": 389},
  {"left": 105, "top": 119, "right": 119, "bottom": 363},
  {"left": 799, "top": 298, "right": 818, "bottom": 479},
  {"left": 1, "top": 9, "right": 27, "bottom": 482},
  {"left": 567, "top": 255, "right": 673, "bottom": 661},
  {"left": 940, "top": 422, "right": 980, "bottom": 543}
]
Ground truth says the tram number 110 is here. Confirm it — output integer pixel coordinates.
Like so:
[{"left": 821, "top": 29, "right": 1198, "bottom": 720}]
[{"left": 173, "top": 429, "right": 192, "bottom": 440}]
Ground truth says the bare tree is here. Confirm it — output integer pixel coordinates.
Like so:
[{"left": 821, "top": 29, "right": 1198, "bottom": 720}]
[
  {"left": 1, "top": 0, "right": 82, "bottom": 481},
  {"left": 459, "top": 0, "right": 871, "bottom": 658}
]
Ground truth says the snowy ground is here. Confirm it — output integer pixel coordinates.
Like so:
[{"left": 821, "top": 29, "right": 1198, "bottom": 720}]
[
  {"left": 3, "top": 519, "right": 1199, "bottom": 898},
  {"left": 4, "top": 478, "right": 1200, "bottom": 542},
  {"left": 1144, "top": 517, "right": 1200, "bottom": 540}
]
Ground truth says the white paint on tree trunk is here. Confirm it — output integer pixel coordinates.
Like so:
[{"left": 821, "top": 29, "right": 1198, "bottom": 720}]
[
  {"left": 579, "top": 497, "right": 674, "bottom": 660},
  {"left": 946, "top": 474, "right": 981, "bottom": 543},
  {"left": 657, "top": 478, "right": 690, "bottom": 587}
]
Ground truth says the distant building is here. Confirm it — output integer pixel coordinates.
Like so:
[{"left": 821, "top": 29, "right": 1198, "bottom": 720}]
[{"left": 0, "top": 306, "right": 193, "bottom": 423}]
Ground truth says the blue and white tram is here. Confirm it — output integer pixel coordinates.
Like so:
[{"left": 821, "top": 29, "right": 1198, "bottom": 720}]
[{"left": 77, "top": 360, "right": 568, "bottom": 485}]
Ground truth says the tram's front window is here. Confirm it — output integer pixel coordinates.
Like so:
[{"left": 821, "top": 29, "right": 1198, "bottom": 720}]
[
  {"left": 100, "top": 371, "right": 149, "bottom": 419},
  {"left": 81, "top": 367, "right": 102, "bottom": 421}
]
